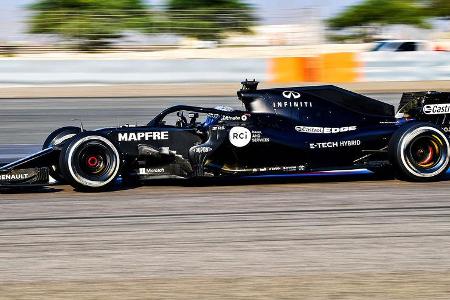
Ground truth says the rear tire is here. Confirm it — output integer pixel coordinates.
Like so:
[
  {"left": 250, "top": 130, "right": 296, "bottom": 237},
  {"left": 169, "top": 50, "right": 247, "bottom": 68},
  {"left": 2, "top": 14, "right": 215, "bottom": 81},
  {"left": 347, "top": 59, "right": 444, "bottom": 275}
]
[
  {"left": 389, "top": 123, "right": 450, "bottom": 181},
  {"left": 42, "top": 126, "right": 81, "bottom": 182},
  {"left": 59, "top": 133, "right": 121, "bottom": 191}
]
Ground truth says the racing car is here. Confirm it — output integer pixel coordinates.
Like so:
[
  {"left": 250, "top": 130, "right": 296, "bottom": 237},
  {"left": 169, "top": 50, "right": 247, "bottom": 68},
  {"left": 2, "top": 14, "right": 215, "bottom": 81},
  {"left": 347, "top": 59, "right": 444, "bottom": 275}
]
[{"left": 1, "top": 80, "right": 450, "bottom": 191}]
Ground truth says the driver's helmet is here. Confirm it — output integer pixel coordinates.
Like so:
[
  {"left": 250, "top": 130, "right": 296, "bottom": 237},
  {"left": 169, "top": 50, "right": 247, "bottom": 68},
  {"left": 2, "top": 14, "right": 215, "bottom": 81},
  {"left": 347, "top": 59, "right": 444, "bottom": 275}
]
[{"left": 203, "top": 105, "right": 234, "bottom": 127}]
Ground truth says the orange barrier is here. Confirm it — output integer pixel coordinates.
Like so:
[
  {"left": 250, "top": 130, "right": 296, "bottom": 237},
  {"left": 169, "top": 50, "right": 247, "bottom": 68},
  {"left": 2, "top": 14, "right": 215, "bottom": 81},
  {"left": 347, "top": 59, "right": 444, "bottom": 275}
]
[
  {"left": 269, "top": 57, "right": 306, "bottom": 83},
  {"left": 320, "top": 52, "right": 359, "bottom": 83},
  {"left": 269, "top": 52, "right": 359, "bottom": 83}
]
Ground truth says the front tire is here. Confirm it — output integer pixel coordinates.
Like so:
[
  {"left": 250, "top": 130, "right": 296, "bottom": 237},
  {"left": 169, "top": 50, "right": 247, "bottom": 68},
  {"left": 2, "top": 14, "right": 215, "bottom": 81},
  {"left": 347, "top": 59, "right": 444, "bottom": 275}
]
[
  {"left": 43, "top": 126, "right": 81, "bottom": 182},
  {"left": 59, "top": 133, "right": 121, "bottom": 191},
  {"left": 389, "top": 123, "right": 450, "bottom": 181}
]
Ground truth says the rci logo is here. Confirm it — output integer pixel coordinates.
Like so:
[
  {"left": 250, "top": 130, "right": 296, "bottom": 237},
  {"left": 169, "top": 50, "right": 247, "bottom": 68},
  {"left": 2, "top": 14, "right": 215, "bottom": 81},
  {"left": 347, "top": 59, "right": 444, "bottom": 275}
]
[
  {"left": 282, "top": 91, "right": 301, "bottom": 99},
  {"left": 229, "top": 127, "right": 251, "bottom": 147}
]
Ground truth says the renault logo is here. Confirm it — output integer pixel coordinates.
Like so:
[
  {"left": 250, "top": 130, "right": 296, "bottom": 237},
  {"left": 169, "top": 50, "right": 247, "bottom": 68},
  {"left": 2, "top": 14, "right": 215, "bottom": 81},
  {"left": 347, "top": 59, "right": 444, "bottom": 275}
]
[{"left": 282, "top": 91, "right": 301, "bottom": 99}]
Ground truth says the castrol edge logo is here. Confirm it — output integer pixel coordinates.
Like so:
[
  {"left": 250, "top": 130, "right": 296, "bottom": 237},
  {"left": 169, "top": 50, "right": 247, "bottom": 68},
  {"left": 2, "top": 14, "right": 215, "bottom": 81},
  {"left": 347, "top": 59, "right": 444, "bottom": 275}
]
[
  {"left": 423, "top": 104, "right": 450, "bottom": 115},
  {"left": 295, "top": 126, "right": 357, "bottom": 134}
]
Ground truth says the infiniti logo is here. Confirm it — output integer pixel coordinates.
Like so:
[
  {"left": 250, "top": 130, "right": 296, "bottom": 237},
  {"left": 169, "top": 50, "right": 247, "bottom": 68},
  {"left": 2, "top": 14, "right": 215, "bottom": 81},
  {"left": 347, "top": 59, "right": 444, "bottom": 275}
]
[{"left": 282, "top": 91, "right": 301, "bottom": 99}]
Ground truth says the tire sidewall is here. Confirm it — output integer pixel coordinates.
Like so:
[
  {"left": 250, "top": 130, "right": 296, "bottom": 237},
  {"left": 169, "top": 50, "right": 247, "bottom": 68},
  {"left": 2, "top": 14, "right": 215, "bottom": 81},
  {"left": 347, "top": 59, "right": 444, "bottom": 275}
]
[
  {"left": 60, "top": 132, "right": 121, "bottom": 190},
  {"left": 43, "top": 126, "right": 81, "bottom": 149}
]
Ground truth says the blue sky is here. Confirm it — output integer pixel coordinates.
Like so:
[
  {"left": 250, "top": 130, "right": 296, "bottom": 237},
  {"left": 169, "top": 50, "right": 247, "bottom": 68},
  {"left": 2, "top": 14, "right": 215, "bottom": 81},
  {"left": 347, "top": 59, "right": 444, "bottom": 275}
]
[{"left": 0, "top": 0, "right": 362, "bottom": 40}]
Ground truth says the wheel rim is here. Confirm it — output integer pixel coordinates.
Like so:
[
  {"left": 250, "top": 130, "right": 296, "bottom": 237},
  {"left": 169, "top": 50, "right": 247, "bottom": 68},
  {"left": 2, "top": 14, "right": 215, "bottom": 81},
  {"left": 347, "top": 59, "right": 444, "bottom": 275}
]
[
  {"left": 404, "top": 130, "right": 448, "bottom": 176},
  {"left": 70, "top": 140, "right": 118, "bottom": 185},
  {"left": 409, "top": 136, "right": 440, "bottom": 168}
]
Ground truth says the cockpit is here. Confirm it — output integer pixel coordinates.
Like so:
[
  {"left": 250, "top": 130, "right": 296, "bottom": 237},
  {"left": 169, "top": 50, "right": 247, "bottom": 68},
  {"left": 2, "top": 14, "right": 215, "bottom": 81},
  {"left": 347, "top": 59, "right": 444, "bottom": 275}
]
[{"left": 148, "top": 105, "right": 238, "bottom": 130}]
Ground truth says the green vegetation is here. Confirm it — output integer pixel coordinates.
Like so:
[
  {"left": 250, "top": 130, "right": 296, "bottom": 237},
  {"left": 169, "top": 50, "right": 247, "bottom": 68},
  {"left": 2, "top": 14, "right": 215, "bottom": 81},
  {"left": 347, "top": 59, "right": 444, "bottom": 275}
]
[
  {"left": 426, "top": 0, "right": 450, "bottom": 17},
  {"left": 28, "top": 0, "right": 155, "bottom": 49},
  {"left": 166, "top": 0, "right": 256, "bottom": 41},
  {"left": 328, "top": 0, "right": 430, "bottom": 30},
  {"left": 327, "top": 0, "right": 450, "bottom": 41},
  {"left": 28, "top": 0, "right": 256, "bottom": 50}
]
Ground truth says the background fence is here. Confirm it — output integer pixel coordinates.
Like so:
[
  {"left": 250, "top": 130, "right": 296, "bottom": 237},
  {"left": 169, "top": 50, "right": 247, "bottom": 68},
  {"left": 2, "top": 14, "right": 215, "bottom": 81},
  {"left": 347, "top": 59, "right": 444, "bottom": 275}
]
[{"left": 1, "top": 52, "right": 449, "bottom": 85}]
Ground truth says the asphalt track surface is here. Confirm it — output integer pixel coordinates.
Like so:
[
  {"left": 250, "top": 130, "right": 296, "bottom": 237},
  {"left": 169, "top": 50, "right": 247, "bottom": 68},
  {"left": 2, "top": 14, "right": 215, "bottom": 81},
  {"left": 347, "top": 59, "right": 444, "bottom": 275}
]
[{"left": 2, "top": 94, "right": 450, "bottom": 299}]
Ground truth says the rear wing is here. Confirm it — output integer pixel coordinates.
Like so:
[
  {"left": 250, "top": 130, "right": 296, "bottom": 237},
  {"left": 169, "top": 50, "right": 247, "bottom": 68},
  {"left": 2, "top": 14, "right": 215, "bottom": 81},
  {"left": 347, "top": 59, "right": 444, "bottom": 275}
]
[{"left": 397, "top": 91, "right": 450, "bottom": 129}]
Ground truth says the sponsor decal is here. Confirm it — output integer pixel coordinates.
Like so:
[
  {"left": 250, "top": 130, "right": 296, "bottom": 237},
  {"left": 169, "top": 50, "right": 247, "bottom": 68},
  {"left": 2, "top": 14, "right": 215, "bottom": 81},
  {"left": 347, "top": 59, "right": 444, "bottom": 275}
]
[
  {"left": 212, "top": 125, "right": 225, "bottom": 131},
  {"left": 309, "top": 139, "right": 361, "bottom": 149},
  {"left": 251, "top": 165, "right": 306, "bottom": 173},
  {"left": 118, "top": 131, "right": 169, "bottom": 142},
  {"left": 229, "top": 126, "right": 251, "bottom": 147},
  {"left": 423, "top": 104, "right": 450, "bottom": 115},
  {"left": 282, "top": 91, "right": 301, "bottom": 99},
  {"left": 193, "top": 146, "right": 213, "bottom": 153},
  {"left": 272, "top": 101, "right": 312, "bottom": 109},
  {"left": 293, "top": 165, "right": 306, "bottom": 171},
  {"left": 295, "top": 126, "right": 357, "bottom": 134},
  {"left": 221, "top": 115, "right": 248, "bottom": 122},
  {"left": 139, "top": 168, "right": 165, "bottom": 175},
  {"left": 283, "top": 166, "right": 296, "bottom": 172},
  {"left": 0, "top": 173, "right": 29, "bottom": 181},
  {"left": 251, "top": 130, "right": 270, "bottom": 143}
]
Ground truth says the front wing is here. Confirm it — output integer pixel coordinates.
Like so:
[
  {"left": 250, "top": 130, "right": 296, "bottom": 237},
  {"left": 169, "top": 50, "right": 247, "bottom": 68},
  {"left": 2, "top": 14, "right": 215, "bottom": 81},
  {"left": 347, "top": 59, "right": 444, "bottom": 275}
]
[
  {"left": 0, "top": 147, "right": 55, "bottom": 188},
  {"left": 0, "top": 167, "right": 49, "bottom": 187}
]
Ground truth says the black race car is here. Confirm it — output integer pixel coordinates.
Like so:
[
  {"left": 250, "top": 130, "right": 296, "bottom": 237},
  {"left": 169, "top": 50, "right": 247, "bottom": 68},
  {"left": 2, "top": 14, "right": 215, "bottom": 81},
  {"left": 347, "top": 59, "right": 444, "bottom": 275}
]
[{"left": 1, "top": 80, "right": 450, "bottom": 191}]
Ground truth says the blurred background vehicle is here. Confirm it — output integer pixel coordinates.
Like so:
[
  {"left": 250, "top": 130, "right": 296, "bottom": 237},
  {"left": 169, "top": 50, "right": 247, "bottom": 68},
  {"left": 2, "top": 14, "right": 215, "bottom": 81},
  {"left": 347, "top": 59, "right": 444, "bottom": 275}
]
[{"left": 370, "top": 40, "right": 432, "bottom": 52}]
